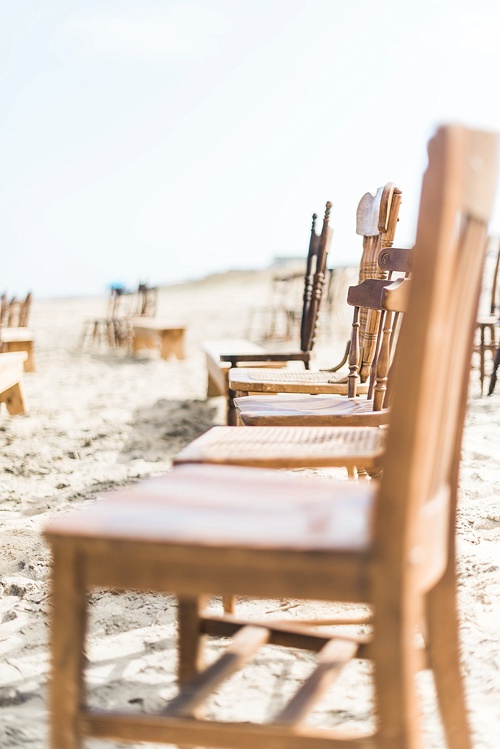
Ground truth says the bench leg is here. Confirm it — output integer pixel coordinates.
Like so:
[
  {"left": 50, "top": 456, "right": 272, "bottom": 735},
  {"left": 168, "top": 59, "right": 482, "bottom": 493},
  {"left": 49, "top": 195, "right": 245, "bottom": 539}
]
[
  {"left": 159, "top": 330, "right": 186, "bottom": 360},
  {"left": 0, "top": 382, "right": 27, "bottom": 415}
]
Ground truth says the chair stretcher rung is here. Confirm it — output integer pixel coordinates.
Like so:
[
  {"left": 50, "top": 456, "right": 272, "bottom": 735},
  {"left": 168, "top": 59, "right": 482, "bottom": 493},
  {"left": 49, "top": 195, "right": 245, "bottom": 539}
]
[
  {"left": 274, "top": 639, "right": 359, "bottom": 726},
  {"left": 163, "top": 625, "right": 270, "bottom": 717},
  {"left": 81, "top": 710, "right": 371, "bottom": 748}
]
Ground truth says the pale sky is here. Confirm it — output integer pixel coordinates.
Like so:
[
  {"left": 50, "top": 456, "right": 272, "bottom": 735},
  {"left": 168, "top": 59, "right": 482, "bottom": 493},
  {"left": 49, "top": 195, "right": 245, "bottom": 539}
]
[{"left": 2, "top": 0, "right": 500, "bottom": 298}]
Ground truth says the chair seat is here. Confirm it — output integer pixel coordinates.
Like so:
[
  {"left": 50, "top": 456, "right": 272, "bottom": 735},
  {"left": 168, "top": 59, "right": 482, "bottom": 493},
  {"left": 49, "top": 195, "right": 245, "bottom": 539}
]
[
  {"left": 46, "top": 464, "right": 374, "bottom": 551},
  {"left": 229, "top": 367, "right": 370, "bottom": 395},
  {"left": 235, "top": 393, "right": 389, "bottom": 426},
  {"left": 0, "top": 327, "right": 34, "bottom": 343},
  {"left": 174, "top": 425, "right": 385, "bottom": 469},
  {"left": 476, "top": 314, "right": 497, "bottom": 326}
]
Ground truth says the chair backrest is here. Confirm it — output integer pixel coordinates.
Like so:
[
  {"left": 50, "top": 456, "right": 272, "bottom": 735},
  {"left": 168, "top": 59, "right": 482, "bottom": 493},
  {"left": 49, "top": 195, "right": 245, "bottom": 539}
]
[
  {"left": 0, "top": 292, "right": 32, "bottom": 327},
  {"left": 374, "top": 127, "right": 498, "bottom": 612},
  {"left": 107, "top": 285, "right": 129, "bottom": 320},
  {"left": 299, "top": 201, "right": 333, "bottom": 352},
  {"left": 356, "top": 183, "right": 403, "bottom": 380},
  {"left": 134, "top": 283, "right": 158, "bottom": 317},
  {"left": 345, "top": 248, "right": 412, "bottom": 403}
]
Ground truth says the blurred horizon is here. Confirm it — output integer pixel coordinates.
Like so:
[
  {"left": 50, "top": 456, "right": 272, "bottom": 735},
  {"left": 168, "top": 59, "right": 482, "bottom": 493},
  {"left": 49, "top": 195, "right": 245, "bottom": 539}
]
[{"left": 3, "top": 1, "right": 500, "bottom": 299}]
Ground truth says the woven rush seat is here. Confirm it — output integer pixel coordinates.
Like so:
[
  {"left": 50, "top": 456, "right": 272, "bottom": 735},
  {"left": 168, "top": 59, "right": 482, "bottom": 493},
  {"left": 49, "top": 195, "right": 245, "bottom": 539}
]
[
  {"left": 231, "top": 368, "right": 367, "bottom": 394},
  {"left": 174, "top": 424, "right": 385, "bottom": 468},
  {"left": 244, "top": 370, "right": 346, "bottom": 383}
]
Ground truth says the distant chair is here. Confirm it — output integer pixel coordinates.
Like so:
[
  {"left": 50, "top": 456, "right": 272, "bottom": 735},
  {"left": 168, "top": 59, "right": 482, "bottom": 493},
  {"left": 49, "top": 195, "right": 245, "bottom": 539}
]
[
  {"left": 133, "top": 283, "right": 158, "bottom": 317},
  {"left": 204, "top": 201, "right": 333, "bottom": 424},
  {"left": 80, "top": 282, "right": 157, "bottom": 351},
  {"left": 246, "top": 270, "right": 305, "bottom": 342},
  {"left": 0, "top": 292, "right": 35, "bottom": 372},
  {"left": 475, "top": 237, "right": 500, "bottom": 394}
]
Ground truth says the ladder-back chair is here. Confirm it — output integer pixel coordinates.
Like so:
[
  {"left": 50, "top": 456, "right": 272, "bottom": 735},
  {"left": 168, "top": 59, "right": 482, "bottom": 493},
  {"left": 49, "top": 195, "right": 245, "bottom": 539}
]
[
  {"left": 44, "top": 124, "right": 498, "bottom": 749},
  {"left": 175, "top": 250, "right": 411, "bottom": 477},
  {"left": 204, "top": 201, "right": 333, "bottom": 424},
  {"left": 233, "top": 247, "right": 410, "bottom": 428},
  {"left": 228, "top": 184, "right": 402, "bottom": 402}
]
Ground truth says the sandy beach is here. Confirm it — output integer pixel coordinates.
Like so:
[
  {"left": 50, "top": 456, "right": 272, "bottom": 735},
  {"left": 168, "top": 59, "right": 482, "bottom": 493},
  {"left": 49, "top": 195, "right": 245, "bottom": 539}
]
[{"left": 0, "top": 269, "right": 499, "bottom": 748}]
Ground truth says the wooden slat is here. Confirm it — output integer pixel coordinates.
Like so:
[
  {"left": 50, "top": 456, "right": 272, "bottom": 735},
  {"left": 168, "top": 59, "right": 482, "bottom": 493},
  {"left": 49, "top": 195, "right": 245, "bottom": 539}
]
[
  {"left": 200, "top": 615, "right": 372, "bottom": 659},
  {"left": 274, "top": 638, "right": 359, "bottom": 725},
  {"left": 163, "top": 625, "right": 270, "bottom": 717},
  {"left": 81, "top": 710, "right": 374, "bottom": 749},
  {"left": 0, "top": 327, "right": 34, "bottom": 343}
]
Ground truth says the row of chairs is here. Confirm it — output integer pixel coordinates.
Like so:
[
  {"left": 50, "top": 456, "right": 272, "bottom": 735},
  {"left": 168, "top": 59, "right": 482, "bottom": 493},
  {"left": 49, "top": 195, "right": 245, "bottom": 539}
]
[
  {"left": 81, "top": 282, "right": 187, "bottom": 361},
  {"left": 43, "top": 125, "right": 498, "bottom": 749},
  {"left": 80, "top": 282, "right": 159, "bottom": 350}
]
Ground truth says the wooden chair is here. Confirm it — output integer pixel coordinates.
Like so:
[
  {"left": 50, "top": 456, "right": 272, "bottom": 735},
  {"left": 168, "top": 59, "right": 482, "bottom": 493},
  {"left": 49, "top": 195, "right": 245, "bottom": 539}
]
[
  {"left": 233, "top": 250, "right": 410, "bottom": 429},
  {"left": 133, "top": 283, "right": 158, "bottom": 317},
  {"left": 44, "top": 124, "right": 497, "bottom": 749},
  {"left": 0, "top": 292, "right": 35, "bottom": 372},
  {"left": 245, "top": 269, "right": 307, "bottom": 342},
  {"left": 474, "top": 238, "right": 500, "bottom": 393},
  {"left": 228, "top": 184, "right": 402, "bottom": 404},
  {"left": 204, "top": 201, "right": 333, "bottom": 424},
  {"left": 174, "top": 261, "right": 411, "bottom": 477},
  {"left": 80, "top": 285, "right": 134, "bottom": 350}
]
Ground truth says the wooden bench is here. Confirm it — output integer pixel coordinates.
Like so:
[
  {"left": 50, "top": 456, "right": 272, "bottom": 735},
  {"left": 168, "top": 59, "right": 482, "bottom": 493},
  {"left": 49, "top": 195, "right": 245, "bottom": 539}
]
[
  {"left": 204, "top": 338, "right": 286, "bottom": 398},
  {"left": 0, "top": 291, "right": 35, "bottom": 371},
  {"left": 0, "top": 351, "right": 28, "bottom": 414},
  {"left": 0, "top": 327, "right": 35, "bottom": 372},
  {"left": 131, "top": 318, "right": 186, "bottom": 360}
]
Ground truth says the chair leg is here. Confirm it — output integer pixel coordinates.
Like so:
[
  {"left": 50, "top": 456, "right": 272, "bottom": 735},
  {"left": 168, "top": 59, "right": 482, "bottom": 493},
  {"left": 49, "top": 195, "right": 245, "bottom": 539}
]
[
  {"left": 222, "top": 595, "right": 236, "bottom": 614},
  {"left": 227, "top": 388, "right": 238, "bottom": 426},
  {"left": 177, "top": 596, "right": 208, "bottom": 686},
  {"left": 373, "top": 596, "right": 422, "bottom": 749},
  {"left": 426, "top": 565, "right": 472, "bottom": 749},
  {"left": 49, "top": 542, "right": 87, "bottom": 749}
]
